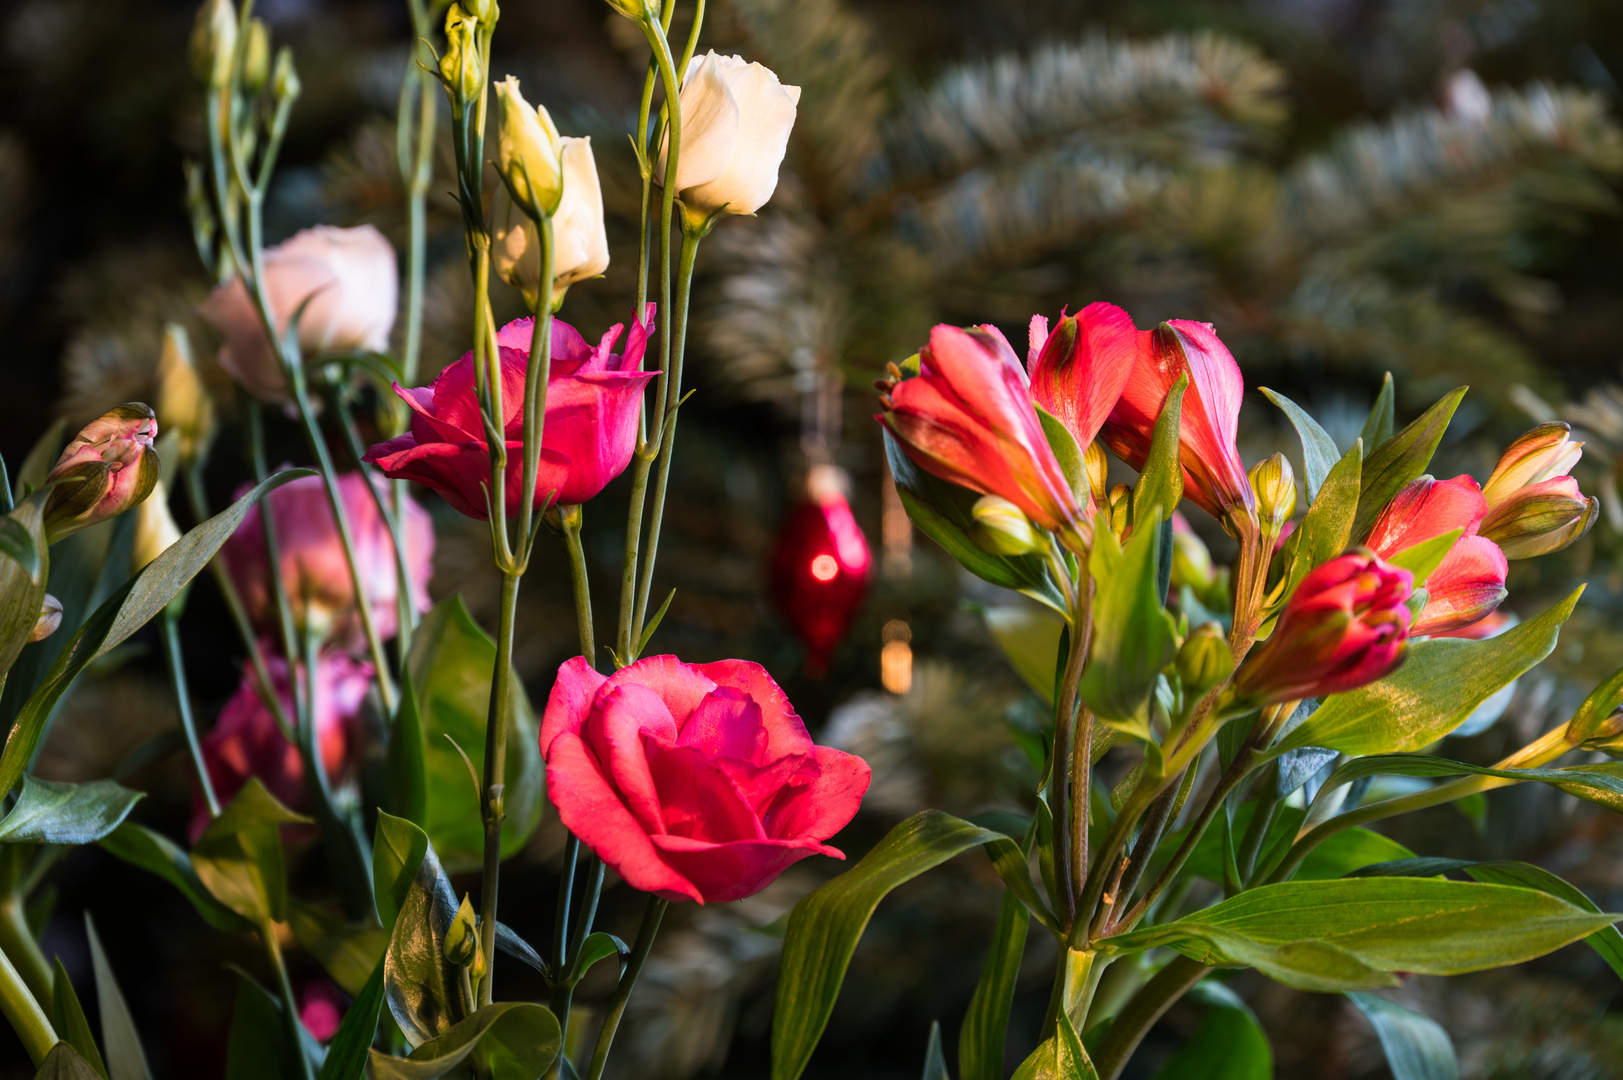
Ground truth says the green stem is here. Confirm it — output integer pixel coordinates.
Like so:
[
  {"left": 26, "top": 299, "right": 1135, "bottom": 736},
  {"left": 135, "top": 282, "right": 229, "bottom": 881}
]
[
  {"left": 0, "top": 884, "right": 52, "bottom": 1009},
  {"left": 301, "top": 625, "right": 375, "bottom": 921},
  {"left": 545, "top": 835, "right": 582, "bottom": 1080},
  {"left": 1091, "top": 955, "right": 1209, "bottom": 1080},
  {"left": 163, "top": 609, "right": 219, "bottom": 818},
  {"left": 477, "top": 571, "right": 521, "bottom": 1007},
  {"left": 333, "top": 388, "right": 418, "bottom": 662},
  {"left": 1235, "top": 766, "right": 1280, "bottom": 886},
  {"left": 585, "top": 896, "right": 667, "bottom": 1080},
  {"left": 1048, "top": 618, "right": 1089, "bottom": 931},
  {"left": 516, "top": 216, "right": 557, "bottom": 560},
  {"left": 260, "top": 919, "right": 316, "bottom": 1080},
  {"left": 0, "top": 934, "right": 53, "bottom": 1066},
  {"left": 561, "top": 506, "right": 595, "bottom": 663}
]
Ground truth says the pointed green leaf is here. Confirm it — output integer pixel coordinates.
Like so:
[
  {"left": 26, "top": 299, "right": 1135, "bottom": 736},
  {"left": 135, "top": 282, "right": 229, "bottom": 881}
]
[
  {"left": 1261, "top": 388, "right": 1339, "bottom": 501},
  {"left": 1150, "top": 998, "right": 1271, "bottom": 1079},
  {"left": 368, "top": 1002, "right": 561, "bottom": 1080},
  {"left": 191, "top": 779, "right": 307, "bottom": 924},
  {"left": 959, "top": 890, "right": 1030, "bottom": 1080},
  {"left": 922, "top": 1020, "right": 949, "bottom": 1080},
  {"left": 1568, "top": 660, "right": 1623, "bottom": 745},
  {"left": 0, "top": 777, "right": 143, "bottom": 845},
  {"left": 0, "top": 516, "right": 41, "bottom": 584},
  {"left": 373, "top": 811, "right": 430, "bottom": 934},
  {"left": 384, "top": 832, "right": 464, "bottom": 1047},
  {"left": 1133, "top": 375, "right": 1187, "bottom": 527},
  {"left": 226, "top": 971, "right": 297, "bottom": 1080},
  {"left": 318, "top": 959, "right": 385, "bottom": 1080},
  {"left": 289, "top": 900, "right": 388, "bottom": 996},
  {"left": 637, "top": 589, "right": 677, "bottom": 657},
  {"left": 1080, "top": 509, "right": 1179, "bottom": 729},
  {"left": 568, "top": 931, "right": 628, "bottom": 982},
  {"left": 52, "top": 957, "right": 108, "bottom": 1080},
  {"left": 387, "top": 668, "right": 428, "bottom": 828},
  {"left": 1461, "top": 862, "right": 1623, "bottom": 983},
  {"left": 1168, "top": 801, "right": 1412, "bottom": 885},
  {"left": 86, "top": 914, "right": 152, "bottom": 1080},
  {"left": 1011, "top": 1009, "right": 1095, "bottom": 1079},
  {"left": 1360, "top": 374, "right": 1395, "bottom": 451},
  {"left": 1276, "top": 439, "right": 1361, "bottom": 604},
  {"left": 1036, "top": 405, "right": 1087, "bottom": 502},
  {"left": 984, "top": 604, "right": 1065, "bottom": 707},
  {"left": 1352, "top": 388, "right": 1466, "bottom": 542},
  {"left": 1385, "top": 529, "right": 1462, "bottom": 588},
  {"left": 0, "top": 495, "right": 49, "bottom": 685},
  {"left": 1346, "top": 993, "right": 1457, "bottom": 1080}
]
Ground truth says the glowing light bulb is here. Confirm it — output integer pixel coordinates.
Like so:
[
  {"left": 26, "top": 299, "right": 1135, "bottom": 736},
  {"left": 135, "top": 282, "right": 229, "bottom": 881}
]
[{"left": 810, "top": 554, "right": 840, "bottom": 581}]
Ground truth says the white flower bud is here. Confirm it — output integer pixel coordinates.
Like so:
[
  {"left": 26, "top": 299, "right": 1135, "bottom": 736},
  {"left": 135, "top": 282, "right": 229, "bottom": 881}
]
[
  {"left": 496, "top": 76, "right": 563, "bottom": 219},
  {"left": 658, "top": 52, "right": 800, "bottom": 222},
  {"left": 492, "top": 137, "right": 609, "bottom": 308},
  {"left": 132, "top": 480, "right": 183, "bottom": 572}
]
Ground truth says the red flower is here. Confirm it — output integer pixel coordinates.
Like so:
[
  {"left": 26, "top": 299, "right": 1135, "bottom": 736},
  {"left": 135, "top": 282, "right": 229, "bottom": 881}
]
[
  {"left": 539, "top": 655, "right": 871, "bottom": 903},
  {"left": 1363, "top": 475, "right": 1508, "bottom": 635},
  {"left": 1232, "top": 552, "right": 1413, "bottom": 704},
  {"left": 1099, "top": 320, "right": 1254, "bottom": 524},
  {"left": 879, "top": 324, "right": 1085, "bottom": 544},
  {"left": 365, "top": 308, "right": 658, "bottom": 518}
]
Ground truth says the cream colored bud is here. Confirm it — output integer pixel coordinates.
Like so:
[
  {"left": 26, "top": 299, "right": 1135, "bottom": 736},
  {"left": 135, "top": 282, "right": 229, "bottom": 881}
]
[
  {"left": 1084, "top": 441, "right": 1109, "bottom": 507},
  {"left": 439, "top": 7, "right": 481, "bottom": 104},
  {"left": 241, "top": 18, "right": 270, "bottom": 95},
  {"left": 29, "top": 595, "right": 62, "bottom": 643},
  {"left": 1249, "top": 453, "right": 1296, "bottom": 533},
  {"left": 495, "top": 77, "right": 563, "bottom": 219},
  {"left": 1107, "top": 484, "right": 1132, "bottom": 538},
  {"left": 443, "top": 895, "right": 486, "bottom": 980},
  {"left": 492, "top": 136, "right": 608, "bottom": 308},
  {"left": 156, "top": 324, "right": 216, "bottom": 464},
  {"left": 272, "top": 46, "right": 300, "bottom": 102},
  {"left": 132, "top": 480, "right": 183, "bottom": 572},
  {"left": 189, "top": 0, "right": 237, "bottom": 90},
  {"left": 972, "top": 495, "right": 1044, "bottom": 556}
]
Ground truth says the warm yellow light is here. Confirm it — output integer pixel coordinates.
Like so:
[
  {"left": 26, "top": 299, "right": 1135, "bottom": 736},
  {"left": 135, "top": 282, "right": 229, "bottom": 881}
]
[
  {"left": 810, "top": 554, "right": 840, "bottom": 581},
  {"left": 881, "top": 639, "right": 913, "bottom": 694}
]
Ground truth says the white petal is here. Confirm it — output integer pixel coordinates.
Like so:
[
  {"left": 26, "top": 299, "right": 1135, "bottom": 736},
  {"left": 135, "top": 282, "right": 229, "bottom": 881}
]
[
  {"left": 555, "top": 137, "right": 610, "bottom": 288},
  {"left": 657, "top": 51, "right": 740, "bottom": 194},
  {"left": 682, "top": 58, "right": 798, "bottom": 216}
]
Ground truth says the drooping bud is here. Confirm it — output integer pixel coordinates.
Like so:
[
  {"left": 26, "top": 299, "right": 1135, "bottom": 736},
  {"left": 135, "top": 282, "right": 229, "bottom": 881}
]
[
  {"left": 439, "top": 6, "right": 482, "bottom": 105},
  {"left": 156, "top": 324, "right": 216, "bottom": 465},
  {"left": 241, "top": 18, "right": 271, "bottom": 96},
  {"left": 1249, "top": 453, "right": 1296, "bottom": 535},
  {"left": 1174, "top": 621, "right": 1234, "bottom": 701},
  {"left": 132, "top": 480, "right": 183, "bottom": 572},
  {"left": 189, "top": 0, "right": 237, "bottom": 90},
  {"left": 972, "top": 494, "right": 1044, "bottom": 556},
  {"left": 495, "top": 76, "right": 564, "bottom": 218},
  {"left": 1107, "top": 483, "right": 1132, "bottom": 538},
  {"left": 29, "top": 595, "right": 62, "bottom": 643},
  {"left": 43, "top": 404, "right": 160, "bottom": 542},
  {"left": 443, "top": 894, "right": 486, "bottom": 981},
  {"left": 271, "top": 45, "right": 300, "bottom": 103},
  {"left": 1084, "top": 441, "right": 1109, "bottom": 508},
  {"left": 1479, "top": 478, "right": 1599, "bottom": 560}
]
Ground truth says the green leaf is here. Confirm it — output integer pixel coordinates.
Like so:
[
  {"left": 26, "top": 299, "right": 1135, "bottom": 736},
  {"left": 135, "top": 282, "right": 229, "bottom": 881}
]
[
  {"left": 35, "top": 1045, "right": 103, "bottom": 1080},
  {"left": 568, "top": 932, "right": 627, "bottom": 982},
  {"left": 1133, "top": 375, "right": 1187, "bottom": 527},
  {"left": 374, "top": 811, "right": 431, "bottom": 934},
  {"left": 369, "top": 1002, "right": 561, "bottom": 1080},
  {"left": 0, "top": 777, "right": 143, "bottom": 845},
  {"left": 1011, "top": 1010, "right": 1096, "bottom": 1080},
  {"left": 289, "top": 900, "right": 389, "bottom": 997},
  {"left": 384, "top": 830, "right": 465, "bottom": 1047},
  {"left": 1150, "top": 999, "right": 1271, "bottom": 1079},
  {"left": 1170, "top": 802, "right": 1412, "bottom": 884},
  {"left": 1385, "top": 529, "right": 1462, "bottom": 588},
  {"left": 1261, "top": 388, "right": 1339, "bottom": 501},
  {"left": 98, "top": 822, "right": 249, "bottom": 933},
  {"left": 772, "top": 811, "right": 1010, "bottom": 1080},
  {"left": 1352, "top": 387, "right": 1466, "bottom": 543},
  {"left": 408, "top": 598, "right": 542, "bottom": 872},
  {"left": 959, "top": 890, "right": 1030, "bottom": 1080},
  {"left": 52, "top": 957, "right": 108, "bottom": 1080},
  {"left": 86, "top": 914, "right": 152, "bottom": 1080},
  {"left": 1272, "top": 587, "right": 1583, "bottom": 756},
  {"left": 1346, "top": 993, "right": 1457, "bottom": 1080},
  {"left": 0, "top": 470, "right": 313, "bottom": 798},
  {"left": 637, "top": 588, "right": 677, "bottom": 657},
  {"left": 922, "top": 1020, "right": 949, "bottom": 1080},
  {"left": 227, "top": 971, "right": 298, "bottom": 1080},
  {"left": 1569, "top": 660, "right": 1623, "bottom": 745},
  {"left": 1102, "top": 878, "right": 1617, "bottom": 991},
  {"left": 16, "top": 420, "right": 65, "bottom": 500},
  {"left": 387, "top": 669, "right": 428, "bottom": 828},
  {"left": 1460, "top": 862, "right": 1623, "bottom": 984},
  {"left": 495, "top": 922, "right": 549, "bottom": 977},
  {"left": 984, "top": 836, "right": 1057, "bottom": 931},
  {"left": 983, "top": 604, "right": 1064, "bottom": 707},
  {"left": 0, "top": 495, "right": 49, "bottom": 685},
  {"left": 0, "top": 515, "right": 41, "bottom": 584},
  {"left": 1361, "top": 374, "right": 1395, "bottom": 451},
  {"left": 1080, "top": 509, "right": 1179, "bottom": 731},
  {"left": 1276, "top": 440, "right": 1361, "bottom": 604},
  {"left": 318, "top": 959, "right": 385, "bottom": 1080},
  {"left": 191, "top": 779, "right": 309, "bottom": 924},
  {"left": 883, "top": 432, "right": 1067, "bottom": 615},
  {"left": 1035, "top": 405, "right": 1087, "bottom": 502},
  {"left": 1318, "top": 753, "right": 1623, "bottom": 816}
]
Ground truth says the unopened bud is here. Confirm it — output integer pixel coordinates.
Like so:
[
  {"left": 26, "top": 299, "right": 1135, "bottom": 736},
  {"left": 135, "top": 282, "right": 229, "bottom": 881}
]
[
  {"left": 439, "top": 7, "right": 482, "bottom": 105},
  {"left": 132, "top": 480, "right": 182, "bottom": 572},
  {"left": 464, "top": 0, "right": 498, "bottom": 21},
  {"left": 43, "top": 404, "right": 160, "bottom": 543},
  {"left": 444, "top": 895, "right": 486, "bottom": 980},
  {"left": 1084, "top": 441, "right": 1109, "bottom": 508},
  {"left": 271, "top": 46, "right": 300, "bottom": 103},
  {"left": 1170, "top": 514, "right": 1216, "bottom": 592},
  {"left": 602, "top": 0, "right": 659, "bottom": 19},
  {"left": 156, "top": 324, "right": 216, "bottom": 465},
  {"left": 972, "top": 494, "right": 1043, "bottom": 556},
  {"left": 1483, "top": 422, "right": 1584, "bottom": 511},
  {"left": 1174, "top": 621, "right": 1233, "bottom": 701},
  {"left": 1479, "top": 476, "right": 1598, "bottom": 560},
  {"left": 189, "top": 0, "right": 237, "bottom": 90},
  {"left": 1107, "top": 484, "right": 1131, "bottom": 538},
  {"left": 1249, "top": 453, "right": 1296, "bottom": 534},
  {"left": 29, "top": 595, "right": 62, "bottom": 643},
  {"left": 241, "top": 18, "right": 270, "bottom": 95},
  {"left": 1579, "top": 706, "right": 1623, "bottom": 758},
  {"left": 495, "top": 76, "right": 563, "bottom": 218}
]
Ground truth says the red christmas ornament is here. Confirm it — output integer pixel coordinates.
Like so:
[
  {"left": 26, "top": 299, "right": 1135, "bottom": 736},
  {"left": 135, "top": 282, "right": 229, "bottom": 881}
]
[{"left": 771, "top": 466, "right": 871, "bottom": 673}]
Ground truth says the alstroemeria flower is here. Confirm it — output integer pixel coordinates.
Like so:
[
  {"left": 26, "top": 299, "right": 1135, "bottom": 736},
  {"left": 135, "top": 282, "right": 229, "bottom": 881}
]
[
  {"left": 879, "top": 324, "right": 1087, "bottom": 546},
  {"left": 540, "top": 655, "right": 871, "bottom": 904},
  {"left": 1478, "top": 423, "right": 1598, "bottom": 559},
  {"left": 1363, "top": 475, "right": 1508, "bottom": 635},
  {"left": 1026, "top": 302, "right": 1146, "bottom": 512},
  {"left": 1231, "top": 551, "right": 1413, "bottom": 705},
  {"left": 365, "top": 308, "right": 658, "bottom": 518},
  {"left": 1100, "top": 320, "right": 1255, "bottom": 525},
  {"left": 43, "top": 404, "right": 160, "bottom": 542}
]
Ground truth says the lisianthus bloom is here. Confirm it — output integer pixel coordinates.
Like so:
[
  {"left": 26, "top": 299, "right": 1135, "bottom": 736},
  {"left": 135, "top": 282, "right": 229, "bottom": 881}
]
[
  {"left": 191, "top": 649, "right": 372, "bottom": 842},
  {"left": 221, "top": 470, "right": 434, "bottom": 653},
  {"left": 491, "top": 138, "right": 609, "bottom": 309},
  {"left": 1231, "top": 551, "right": 1413, "bottom": 705},
  {"left": 199, "top": 225, "right": 397, "bottom": 404},
  {"left": 539, "top": 655, "right": 871, "bottom": 904},
  {"left": 879, "top": 324, "right": 1087, "bottom": 546},
  {"left": 365, "top": 309, "right": 657, "bottom": 519},
  {"left": 1478, "top": 422, "right": 1598, "bottom": 559},
  {"left": 659, "top": 52, "right": 800, "bottom": 221},
  {"left": 43, "top": 404, "right": 160, "bottom": 542},
  {"left": 1363, "top": 475, "right": 1508, "bottom": 635},
  {"left": 1099, "top": 320, "right": 1256, "bottom": 526},
  {"left": 1026, "top": 303, "right": 1144, "bottom": 513}
]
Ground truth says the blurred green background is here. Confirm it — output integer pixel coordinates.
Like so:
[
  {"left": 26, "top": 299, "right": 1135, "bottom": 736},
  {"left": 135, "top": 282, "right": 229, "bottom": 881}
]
[{"left": 4, "top": 0, "right": 1623, "bottom": 1076}]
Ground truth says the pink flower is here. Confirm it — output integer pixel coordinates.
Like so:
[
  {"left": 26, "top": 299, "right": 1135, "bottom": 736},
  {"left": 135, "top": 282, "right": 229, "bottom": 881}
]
[
  {"left": 43, "top": 404, "right": 160, "bottom": 541},
  {"left": 1363, "top": 475, "right": 1508, "bottom": 635},
  {"left": 191, "top": 649, "right": 373, "bottom": 842},
  {"left": 220, "top": 470, "right": 434, "bottom": 653},
  {"left": 878, "top": 324, "right": 1086, "bottom": 545},
  {"left": 199, "top": 225, "right": 398, "bottom": 404},
  {"left": 365, "top": 309, "right": 658, "bottom": 518},
  {"left": 539, "top": 655, "right": 871, "bottom": 904},
  {"left": 1231, "top": 551, "right": 1413, "bottom": 705},
  {"left": 1100, "top": 320, "right": 1255, "bottom": 524}
]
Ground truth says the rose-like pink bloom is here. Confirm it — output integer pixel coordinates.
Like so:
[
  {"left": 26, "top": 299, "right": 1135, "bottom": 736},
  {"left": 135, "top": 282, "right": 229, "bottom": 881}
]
[
  {"left": 1231, "top": 551, "right": 1413, "bottom": 705},
  {"left": 879, "top": 324, "right": 1086, "bottom": 546},
  {"left": 1363, "top": 475, "right": 1508, "bottom": 635},
  {"left": 1099, "top": 320, "right": 1255, "bottom": 525},
  {"left": 540, "top": 655, "right": 871, "bottom": 904},
  {"left": 199, "top": 225, "right": 397, "bottom": 404},
  {"left": 191, "top": 649, "right": 373, "bottom": 842},
  {"left": 221, "top": 470, "right": 434, "bottom": 653},
  {"left": 1026, "top": 303, "right": 1146, "bottom": 513},
  {"left": 43, "top": 404, "right": 160, "bottom": 541},
  {"left": 1478, "top": 423, "right": 1598, "bottom": 559},
  {"left": 364, "top": 308, "right": 657, "bottom": 519}
]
